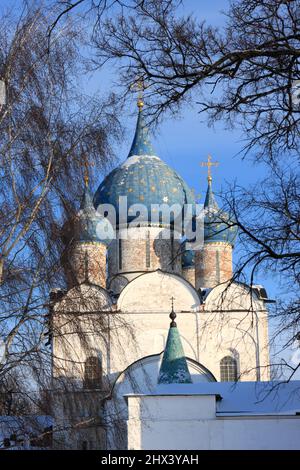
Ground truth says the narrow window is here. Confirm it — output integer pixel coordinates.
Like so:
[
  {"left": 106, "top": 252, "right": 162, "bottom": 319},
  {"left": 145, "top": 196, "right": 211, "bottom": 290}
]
[
  {"left": 146, "top": 231, "right": 150, "bottom": 268},
  {"left": 170, "top": 231, "right": 174, "bottom": 270},
  {"left": 220, "top": 356, "right": 238, "bottom": 382},
  {"left": 84, "top": 356, "right": 102, "bottom": 389},
  {"left": 118, "top": 238, "right": 122, "bottom": 270}
]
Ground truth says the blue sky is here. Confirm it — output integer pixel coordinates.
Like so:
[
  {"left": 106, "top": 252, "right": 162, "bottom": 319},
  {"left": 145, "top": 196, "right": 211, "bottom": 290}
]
[{"left": 79, "top": 0, "right": 266, "bottom": 202}]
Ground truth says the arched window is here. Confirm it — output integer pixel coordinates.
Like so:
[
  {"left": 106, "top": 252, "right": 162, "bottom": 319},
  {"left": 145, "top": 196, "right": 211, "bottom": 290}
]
[
  {"left": 84, "top": 356, "right": 102, "bottom": 389},
  {"left": 220, "top": 356, "right": 238, "bottom": 382},
  {"left": 170, "top": 231, "right": 174, "bottom": 270}
]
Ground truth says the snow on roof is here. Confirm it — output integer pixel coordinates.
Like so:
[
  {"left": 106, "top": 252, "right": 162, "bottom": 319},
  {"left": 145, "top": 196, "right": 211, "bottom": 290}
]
[
  {"left": 121, "top": 154, "right": 160, "bottom": 168},
  {"left": 126, "top": 381, "right": 300, "bottom": 416}
]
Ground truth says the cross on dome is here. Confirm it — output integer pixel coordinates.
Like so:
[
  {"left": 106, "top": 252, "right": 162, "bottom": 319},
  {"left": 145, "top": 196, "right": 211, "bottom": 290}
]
[
  {"left": 200, "top": 154, "right": 219, "bottom": 183},
  {"left": 130, "top": 77, "right": 146, "bottom": 110},
  {"left": 80, "top": 150, "right": 95, "bottom": 188}
]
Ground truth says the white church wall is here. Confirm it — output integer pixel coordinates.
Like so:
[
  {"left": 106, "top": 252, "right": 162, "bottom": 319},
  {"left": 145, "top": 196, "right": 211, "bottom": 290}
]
[
  {"left": 116, "top": 275, "right": 269, "bottom": 381},
  {"left": 54, "top": 284, "right": 113, "bottom": 313},
  {"left": 51, "top": 274, "right": 271, "bottom": 449},
  {"left": 117, "top": 270, "right": 200, "bottom": 313},
  {"left": 53, "top": 274, "right": 269, "bottom": 387},
  {"left": 109, "top": 308, "right": 269, "bottom": 383},
  {"left": 52, "top": 278, "right": 270, "bottom": 385},
  {"left": 198, "top": 310, "right": 270, "bottom": 381},
  {"left": 105, "top": 355, "right": 214, "bottom": 449},
  {"left": 52, "top": 284, "right": 112, "bottom": 383},
  {"left": 127, "top": 394, "right": 300, "bottom": 450},
  {"left": 204, "top": 281, "right": 263, "bottom": 311},
  {"left": 202, "top": 282, "right": 270, "bottom": 381},
  {"left": 52, "top": 313, "right": 109, "bottom": 382}
]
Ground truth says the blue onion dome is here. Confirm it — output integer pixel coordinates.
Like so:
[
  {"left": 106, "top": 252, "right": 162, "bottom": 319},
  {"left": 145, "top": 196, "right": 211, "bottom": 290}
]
[
  {"left": 204, "top": 178, "right": 238, "bottom": 246},
  {"left": 93, "top": 104, "right": 195, "bottom": 226},
  {"left": 74, "top": 186, "right": 114, "bottom": 245},
  {"left": 182, "top": 243, "right": 195, "bottom": 268}
]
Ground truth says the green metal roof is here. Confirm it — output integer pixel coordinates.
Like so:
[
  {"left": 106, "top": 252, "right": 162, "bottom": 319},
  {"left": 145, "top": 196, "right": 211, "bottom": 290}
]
[{"left": 158, "top": 311, "right": 192, "bottom": 385}]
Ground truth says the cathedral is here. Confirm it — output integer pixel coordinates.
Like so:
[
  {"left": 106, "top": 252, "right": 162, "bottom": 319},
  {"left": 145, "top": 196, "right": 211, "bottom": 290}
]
[{"left": 49, "top": 97, "right": 297, "bottom": 451}]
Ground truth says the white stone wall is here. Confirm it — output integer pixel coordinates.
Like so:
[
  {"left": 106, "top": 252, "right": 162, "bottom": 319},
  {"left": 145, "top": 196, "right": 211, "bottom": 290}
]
[
  {"left": 114, "top": 273, "right": 270, "bottom": 381},
  {"left": 182, "top": 267, "right": 195, "bottom": 287},
  {"left": 127, "top": 394, "right": 300, "bottom": 450},
  {"left": 53, "top": 274, "right": 270, "bottom": 385},
  {"left": 52, "top": 273, "right": 270, "bottom": 448}
]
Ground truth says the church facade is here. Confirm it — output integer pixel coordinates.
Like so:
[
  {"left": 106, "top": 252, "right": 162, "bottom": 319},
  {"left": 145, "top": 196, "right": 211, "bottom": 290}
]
[{"left": 50, "top": 99, "right": 274, "bottom": 450}]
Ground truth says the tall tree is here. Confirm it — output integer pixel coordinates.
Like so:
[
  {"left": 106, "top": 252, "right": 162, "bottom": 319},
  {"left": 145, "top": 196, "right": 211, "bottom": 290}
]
[
  {"left": 92, "top": 0, "right": 300, "bottom": 160},
  {"left": 0, "top": 1, "right": 120, "bottom": 424}
]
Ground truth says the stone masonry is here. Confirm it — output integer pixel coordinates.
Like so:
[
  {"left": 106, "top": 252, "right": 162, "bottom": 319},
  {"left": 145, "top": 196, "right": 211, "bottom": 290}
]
[
  {"left": 195, "top": 242, "right": 232, "bottom": 289},
  {"left": 63, "top": 241, "right": 107, "bottom": 289}
]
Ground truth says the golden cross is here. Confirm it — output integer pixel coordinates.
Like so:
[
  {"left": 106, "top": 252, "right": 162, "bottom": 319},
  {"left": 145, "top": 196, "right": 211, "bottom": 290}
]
[
  {"left": 131, "top": 78, "right": 145, "bottom": 110},
  {"left": 82, "top": 153, "right": 95, "bottom": 187},
  {"left": 200, "top": 154, "right": 219, "bottom": 183}
]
